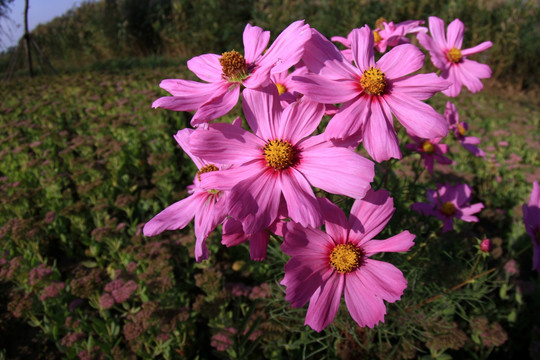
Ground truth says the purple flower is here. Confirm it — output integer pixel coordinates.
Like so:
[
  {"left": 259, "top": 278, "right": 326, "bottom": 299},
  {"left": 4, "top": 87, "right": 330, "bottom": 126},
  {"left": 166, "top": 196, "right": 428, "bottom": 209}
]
[
  {"left": 405, "top": 135, "right": 452, "bottom": 174},
  {"left": 444, "top": 102, "right": 485, "bottom": 157},
  {"left": 411, "top": 182, "right": 484, "bottom": 232}
]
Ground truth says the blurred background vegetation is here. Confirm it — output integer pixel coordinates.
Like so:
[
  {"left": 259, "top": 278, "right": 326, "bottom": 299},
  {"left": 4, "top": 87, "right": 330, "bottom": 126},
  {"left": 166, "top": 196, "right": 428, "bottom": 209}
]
[{"left": 0, "top": 0, "right": 539, "bottom": 89}]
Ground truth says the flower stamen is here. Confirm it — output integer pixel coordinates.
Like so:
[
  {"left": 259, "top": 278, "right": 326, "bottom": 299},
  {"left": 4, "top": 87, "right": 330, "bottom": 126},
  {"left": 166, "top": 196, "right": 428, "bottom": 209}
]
[
  {"left": 440, "top": 201, "right": 456, "bottom": 216},
  {"left": 263, "top": 139, "right": 297, "bottom": 170},
  {"left": 360, "top": 67, "right": 386, "bottom": 96},
  {"left": 197, "top": 164, "right": 219, "bottom": 181},
  {"left": 457, "top": 123, "right": 466, "bottom": 136},
  {"left": 330, "top": 244, "right": 363, "bottom": 274},
  {"left": 220, "top": 50, "right": 248, "bottom": 82},
  {"left": 373, "top": 30, "right": 382, "bottom": 44},
  {"left": 375, "top": 17, "right": 389, "bottom": 29},
  {"left": 447, "top": 47, "right": 462, "bottom": 63},
  {"left": 421, "top": 140, "right": 435, "bottom": 153},
  {"left": 276, "top": 83, "right": 287, "bottom": 95}
]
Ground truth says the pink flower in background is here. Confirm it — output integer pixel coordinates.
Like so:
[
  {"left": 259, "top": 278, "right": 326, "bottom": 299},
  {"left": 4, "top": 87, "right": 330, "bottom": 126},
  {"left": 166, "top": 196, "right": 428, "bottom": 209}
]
[
  {"left": 40, "top": 282, "right": 65, "bottom": 301},
  {"left": 523, "top": 181, "right": 540, "bottom": 273},
  {"left": 295, "top": 26, "right": 449, "bottom": 162},
  {"left": 418, "top": 17, "right": 492, "bottom": 97},
  {"left": 152, "top": 21, "right": 311, "bottom": 126},
  {"left": 143, "top": 127, "right": 233, "bottom": 261},
  {"left": 411, "top": 182, "right": 484, "bottom": 232},
  {"left": 190, "top": 86, "right": 374, "bottom": 235},
  {"left": 444, "top": 101, "right": 485, "bottom": 157},
  {"left": 281, "top": 190, "right": 415, "bottom": 331},
  {"left": 405, "top": 135, "right": 452, "bottom": 174},
  {"left": 480, "top": 238, "right": 492, "bottom": 253}
]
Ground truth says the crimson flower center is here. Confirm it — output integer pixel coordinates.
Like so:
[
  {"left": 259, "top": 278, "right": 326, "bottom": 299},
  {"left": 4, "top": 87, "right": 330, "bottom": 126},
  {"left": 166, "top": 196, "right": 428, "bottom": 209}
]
[
  {"left": 330, "top": 244, "right": 363, "bottom": 274},
  {"left": 440, "top": 201, "right": 456, "bottom": 216},
  {"left": 197, "top": 164, "right": 219, "bottom": 181},
  {"left": 263, "top": 139, "right": 297, "bottom": 170},
  {"left": 360, "top": 67, "right": 386, "bottom": 96},
  {"left": 219, "top": 50, "right": 248, "bottom": 82},
  {"left": 447, "top": 47, "right": 463, "bottom": 63},
  {"left": 421, "top": 140, "right": 435, "bottom": 153}
]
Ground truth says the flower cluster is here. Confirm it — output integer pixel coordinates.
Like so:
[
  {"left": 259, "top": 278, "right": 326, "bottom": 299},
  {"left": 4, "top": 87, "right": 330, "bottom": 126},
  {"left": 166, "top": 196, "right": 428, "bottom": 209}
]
[{"left": 144, "top": 17, "right": 495, "bottom": 331}]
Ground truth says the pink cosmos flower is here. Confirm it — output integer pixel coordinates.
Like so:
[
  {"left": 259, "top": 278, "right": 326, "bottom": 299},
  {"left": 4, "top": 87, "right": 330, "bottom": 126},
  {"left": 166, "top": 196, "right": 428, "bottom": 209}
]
[
  {"left": 143, "top": 127, "right": 232, "bottom": 261},
  {"left": 411, "top": 182, "right": 484, "bottom": 232},
  {"left": 405, "top": 135, "right": 452, "bottom": 174},
  {"left": 523, "top": 181, "right": 540, "bottom": 273},
  {"left": 295, "top": 26, "right": 449, "bottom": 162},
  {"left": 152, "top": 21, "right": 311, "bottom": 126},
  {"left": 417, "top": 17, "right": 492, "bottom": 97},
  {"left": 444, "top": 101, "right": 485, "bottom": 157},
  {"left": 281, "top": 190, "right": 415, "bottom": 331},
  {"left": 190, "top": 86, "right": 374, "bottom": 235}
]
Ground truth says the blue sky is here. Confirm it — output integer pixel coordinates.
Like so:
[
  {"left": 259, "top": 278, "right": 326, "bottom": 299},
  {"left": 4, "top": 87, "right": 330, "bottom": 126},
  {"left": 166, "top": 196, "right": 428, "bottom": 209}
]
[{"left": 1, "top": 0, "right": 87, "bottom": 50}]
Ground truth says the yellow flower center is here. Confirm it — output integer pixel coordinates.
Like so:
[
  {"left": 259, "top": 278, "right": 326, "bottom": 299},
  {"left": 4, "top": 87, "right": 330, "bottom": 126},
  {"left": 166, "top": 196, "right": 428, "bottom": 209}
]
[
  {"left": 375, "top": 17, "right": 389, "bottom": 29},
  {"left": 219, "top": 50, "right": 248, "bottom": 82},
  {"left": 330, "top": 244, "right": 363, "bottom": 274},
  {"left": 440, "top": 201, "right": 456, "bottom": 216},
  {"left": 421, "top": 140, "right": 435, "bottom": 153},
  {"left": 276, "top": 83, "right": 287, "bottom": 95},
  {"left": 373, "top": 30, "right": 382, "bottom": 44},
  {"left": 197, "top": 164, "right": 219, "bottom": 181},
  {"left": 457, "top": 123, "right": 466, "bottom": 136},
  {"left": 360, "top": 67, "right": 386, "bottom": 96},
  {"left": 263, "top": 139, "right": 297, "bottom": 170},
  {"left": 447, "top": 47, "right": 462, "bottom": 63}
]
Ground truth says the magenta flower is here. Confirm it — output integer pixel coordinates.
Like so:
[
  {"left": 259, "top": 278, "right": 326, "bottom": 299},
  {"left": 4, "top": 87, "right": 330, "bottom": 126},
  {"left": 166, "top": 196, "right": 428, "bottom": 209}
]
[
  {"left": 444, "top": 101, "right": 485, "bottom": 157},
  {"left": 523, "top": 181, "right": 540, "bottom": 273},
  {"left": 152, "top": 21, "right": 311, "bottom": 126},
  {"left": 417, "top": 17, "right": 492, "bottom": 97},
  {"left": 405, "top": 135, "right": 452, "bottom": 174},
  {"left": 411, "top": 182, "right": 484, "bottom": 232},
  {"left": 295, "top": 26, "right": 449, "bottom": 162},
  {"left": 143, "top": 127, "right": 231, "bottom": 261},
  {"left": 480, "top": 238, "right": 492, "bottom": 253},
  {"left": 190, "top": 87, "right": 374, "bottom": 235},
  {"left": 281, "top": 190, "right": 415, "bottom": 331}
]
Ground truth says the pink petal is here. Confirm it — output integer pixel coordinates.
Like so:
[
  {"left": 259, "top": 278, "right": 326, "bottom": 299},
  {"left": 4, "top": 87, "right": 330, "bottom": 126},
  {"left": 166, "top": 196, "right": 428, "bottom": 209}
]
[
  {"left": 362, "top": 231, "right": 415, "bottom": 256},
  {"left": 191, "top": 83, "right": 241, "bottom": 125},
  {"left": 193, "top": 195, "right": 225, "bottom": 261},
  {"left": 297, "top": 145, "right": 374, "bottom": 200},
  {"left": 377, "top": 44, "right": 424, "bottom": 79},
  {"left": 362, "top": 97, "right": 401, "bottom": 162},
  {"left": 453, "top": 183, "right": 471, "bottom": 207},
  {"left": 228, "top": 168, "right": 282, "bottom": 235},
  {"left": 428, "top": 16, "right": 447, "bottom": 49},
  {"left": 222, "top": 218, "right": 248, "bottom": 247},
  {"left": 461, "top": 41, "right": 493, "bottom": 56},
  {"left": 282, "top": 258, "right": 333, "bottom": 309},
  {"left": 455, "top": 59, "right": 492, "bottom": 94},
  {"left": 441, "top": 65, "right": 463, "bottom": 97},
  {"left": 305, "top": 274, "right": 344, "bottom": 332},
  {"left": 416, "top": 33, "right": 447, "bottom": 71},
  {"left": 249, "top": 231, "right": 270, "bottom": 261},
  {"left": 318, "top": 197, "right": 349, "bottom": 242},
  {"left": 301, "top": 29, "right": 345, "bottom": 75},
  {"left": 458, "top": 203, "right": 484, "bottom": 222},
  {"left": 277, "top": 98, "right": 325, "bottom": 144},
  {"left": 529, "top": 181, "right": 540, "bottom": 206},
  {"left": 383, "top": 92, "right": 448, "bottom": 138},
  {"left": 350, "top": 26, "right": 375, "bottom": 71},
  {"left": 199, "top": 161, "right": 264, "bottom": 191},
  {"left": 187, "top": 54, "right": 223, "bottom": 83},
  {"left": 349, "top": 189, "right": 394, "bottom": 246},
  {"left": 258, "top": 20, "right": 311, "bottom": 74},
  {"left": 292, "top": 73, "right": 360, "bottom": 104},
  {"left": 282, "top": 221, "right": 335, "bottom": 258},
  {"left": 446, "top": 19, "right": 465, "bottom": 49},
  {"left": 189, "top": 123, "right": 264, "bottom": 164},
  {"left": 243, "top": 24, "right": 270, "bottom": 63},
  {"left": 242, "top": 87, "right": 282, "bottom": 140},
  {"left": 143, "top": 192, "right": 201, "bottom": 236},
  {"left": 356, "top": 259, "right": 407, "bottom": 302},
  {"left": 344, "top": 272, "right": 387, "bottom": 328},
  {"left": 324, "top": 95, "right": 369, "bottom": 140},
  {"left": 281, "top": 168, "right": 322, "bottom": 228},
  {"left": 153, "top": 80, "right": 223, "bottom": 111},
  {"left": 390, "top": 73, "right": 450, "bottom": 100}
]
